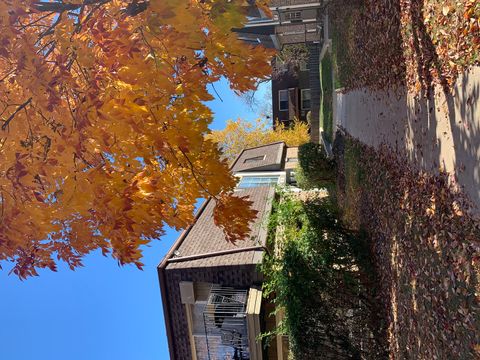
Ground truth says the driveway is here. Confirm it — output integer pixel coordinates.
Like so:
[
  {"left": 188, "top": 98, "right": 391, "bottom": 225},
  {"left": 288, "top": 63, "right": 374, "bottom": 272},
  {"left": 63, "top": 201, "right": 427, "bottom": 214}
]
[{"left": 336, "top": 66, "right": 480, "bottom": 213}]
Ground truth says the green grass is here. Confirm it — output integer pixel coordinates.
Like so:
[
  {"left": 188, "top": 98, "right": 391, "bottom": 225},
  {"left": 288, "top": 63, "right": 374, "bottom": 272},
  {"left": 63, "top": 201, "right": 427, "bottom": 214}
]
[{"left": 320, "top": 52, "right": 334, "bottom": 143}]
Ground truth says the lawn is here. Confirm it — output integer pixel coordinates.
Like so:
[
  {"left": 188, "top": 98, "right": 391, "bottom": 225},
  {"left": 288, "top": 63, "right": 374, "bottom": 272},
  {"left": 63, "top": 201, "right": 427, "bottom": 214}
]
[
  {"left": 333, "top": 132, "right": 480, "bottom": 359},
  {"left": 323, "top": 1, "right": 480, "bottom": 357},
  {"left": 319, "top": 52, "right": 334, "bottom": 143},
  {"left": 328, "top": 0, "right": 480, "bottom": 92}
]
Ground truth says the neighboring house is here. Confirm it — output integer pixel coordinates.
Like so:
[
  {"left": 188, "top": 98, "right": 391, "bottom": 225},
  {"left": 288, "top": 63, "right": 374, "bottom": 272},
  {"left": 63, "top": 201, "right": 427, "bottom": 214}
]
[
  {"left": 271, "top": 55, "right": 314, "bottom": 127},
  {"left": 235, "top": 1, "right": 324, "bottom": 143},
  {"left": 236, "top": 1, "right": 325, "bottom": 50},
  {"left": 158, "top": 142, "right": 298, "bottom": 360}
]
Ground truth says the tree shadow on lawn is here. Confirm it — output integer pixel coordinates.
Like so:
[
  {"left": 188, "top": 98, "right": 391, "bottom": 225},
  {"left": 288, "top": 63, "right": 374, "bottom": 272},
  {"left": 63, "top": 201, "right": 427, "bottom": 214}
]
[
  {"left": 329, "top": 0, "right": 406, "bottom": 91},
  {"left": 334, "top": 133, "right": 480, "bottom": 359},
  {"left": 329, "top": 0, "right": 476, "bottom": 93}
]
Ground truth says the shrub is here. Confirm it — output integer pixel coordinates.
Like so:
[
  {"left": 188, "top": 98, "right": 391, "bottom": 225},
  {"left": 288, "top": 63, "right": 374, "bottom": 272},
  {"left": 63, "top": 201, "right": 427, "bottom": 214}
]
[
  {"left": 296, "top": 143, "right": 336, "bottom": 189},
  {"left": 261, "top": 191, "right": 386, "bottom": 359}
]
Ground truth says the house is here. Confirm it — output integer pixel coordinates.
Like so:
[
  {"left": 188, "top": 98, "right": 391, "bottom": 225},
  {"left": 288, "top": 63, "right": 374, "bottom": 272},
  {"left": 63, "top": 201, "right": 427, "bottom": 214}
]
[
  {"left": 158, "top": 142, "right": 298, "bottom": 360},
  {"left": 236, "top": 1, "right": 325, "bottom": 50},
  {"left": 235, "top": 1, "right": 325, "bottom": 143},
  {"left": 271, "top": 55, "right": 314, "bottom": 128}
]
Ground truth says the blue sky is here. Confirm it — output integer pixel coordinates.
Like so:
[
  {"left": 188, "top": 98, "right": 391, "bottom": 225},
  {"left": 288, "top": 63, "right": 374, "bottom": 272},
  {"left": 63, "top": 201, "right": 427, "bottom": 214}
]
[{"left": 0, "top": 79, "right": 270, "bottom": 360}]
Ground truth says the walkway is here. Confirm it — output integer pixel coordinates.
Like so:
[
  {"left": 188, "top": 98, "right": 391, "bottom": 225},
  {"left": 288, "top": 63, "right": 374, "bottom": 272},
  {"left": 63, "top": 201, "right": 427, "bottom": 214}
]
[{"left": 336, "top": 66, "right": 480, "bottom": 213}]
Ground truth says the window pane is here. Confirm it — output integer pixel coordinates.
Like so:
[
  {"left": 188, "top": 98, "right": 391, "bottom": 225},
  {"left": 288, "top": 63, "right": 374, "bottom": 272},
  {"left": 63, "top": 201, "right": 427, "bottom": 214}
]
[
  {"left": 279, "top": 90, "right": 288, "bottom": 111},
  {"left": 238, "top": 176, "right": 279, "bottom": 188},
  {"left": 286, "top": 11, "right": 301, "bottom": 20},
  {"left": 301, "top": 89, "right": 311, "bottom": 110}
]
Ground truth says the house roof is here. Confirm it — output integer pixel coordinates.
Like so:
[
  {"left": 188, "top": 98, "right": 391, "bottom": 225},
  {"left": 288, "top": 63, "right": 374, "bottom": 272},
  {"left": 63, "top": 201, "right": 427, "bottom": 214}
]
[
  {"left": 159, "top": 142, "right": 285, "bottom": 271},
  {"left": 165, "top": 186, "right": 274, "bottom": 270},
  {"left": 231, "top": 141, "right": 286, "bottom": 173}
]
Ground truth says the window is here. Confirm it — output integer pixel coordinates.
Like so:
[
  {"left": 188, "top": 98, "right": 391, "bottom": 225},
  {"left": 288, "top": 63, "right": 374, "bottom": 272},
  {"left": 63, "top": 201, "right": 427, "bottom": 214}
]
[
  {"left": 285, "top": 11, "right": 301, "bottom": 21},
  {"left": 286, "top": 157, "right": 298, "bottom": 163},
  {"left": 301, "top": 89, "right": 311, "bottom": 110},
  {"left": 238, "top": 176, "right": 279, "bottom": 188},
  {"left": 244, "top": 155, "right": 265, "bottom": 163},
  {"left": 279, "top": 90, "right": 288, "bottom": 111}
]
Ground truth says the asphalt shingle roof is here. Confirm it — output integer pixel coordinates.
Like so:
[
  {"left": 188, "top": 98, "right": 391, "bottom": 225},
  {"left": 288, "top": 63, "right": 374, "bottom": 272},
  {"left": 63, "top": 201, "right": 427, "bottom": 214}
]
[{"left": 166, "top": 186, "right": 274, "bottom": 269}]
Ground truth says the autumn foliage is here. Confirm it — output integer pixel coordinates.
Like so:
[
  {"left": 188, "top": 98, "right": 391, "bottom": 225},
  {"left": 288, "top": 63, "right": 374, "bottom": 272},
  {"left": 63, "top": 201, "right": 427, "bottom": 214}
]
[
  {"left": 208, "top": 118, "right": 310, "bottom": 162},
  {"left": 0, "top": 0, "right": 273, "bottom": 278}
]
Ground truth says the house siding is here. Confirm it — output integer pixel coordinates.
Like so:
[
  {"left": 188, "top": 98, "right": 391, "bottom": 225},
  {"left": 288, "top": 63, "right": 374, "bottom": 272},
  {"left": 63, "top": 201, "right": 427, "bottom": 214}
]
[{"left": 307, "top": 43, "right": 321, "bottom": 143}]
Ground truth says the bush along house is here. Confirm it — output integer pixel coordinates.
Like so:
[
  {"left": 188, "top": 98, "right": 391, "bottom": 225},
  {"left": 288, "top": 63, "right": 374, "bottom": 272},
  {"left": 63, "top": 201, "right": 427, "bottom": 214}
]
[
  {"left": 158, "top": 142, "right": 299, "bottom": 360},
  {"left": 234, "top": 0, "right": 325, "bottom": 143}
]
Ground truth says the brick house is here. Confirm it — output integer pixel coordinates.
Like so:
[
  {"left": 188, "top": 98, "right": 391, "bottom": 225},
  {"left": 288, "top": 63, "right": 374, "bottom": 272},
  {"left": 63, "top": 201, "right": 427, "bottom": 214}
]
[{"left": 158, "top": 142, "right": 298, "bottom": 360}]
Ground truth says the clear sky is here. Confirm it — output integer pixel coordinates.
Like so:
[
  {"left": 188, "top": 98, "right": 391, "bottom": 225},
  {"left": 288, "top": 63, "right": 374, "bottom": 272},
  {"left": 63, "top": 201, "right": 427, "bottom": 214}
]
[{"left": 0, "top": 79, "right": 270, "bottom": 360}]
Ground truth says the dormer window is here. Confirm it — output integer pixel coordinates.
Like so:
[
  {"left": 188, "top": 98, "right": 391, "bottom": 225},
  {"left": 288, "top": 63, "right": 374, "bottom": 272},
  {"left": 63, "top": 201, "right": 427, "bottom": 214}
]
[
  {"left": 285, "top": 11, "right": 301, "bottom": 21},
  {"left": 244, "top": 155, "right": 265, "bottom": 163}
]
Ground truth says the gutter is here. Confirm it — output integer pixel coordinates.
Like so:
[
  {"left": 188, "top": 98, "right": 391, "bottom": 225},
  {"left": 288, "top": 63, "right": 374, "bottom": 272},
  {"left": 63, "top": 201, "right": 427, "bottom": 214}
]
[{"left": 167, "top": 246, "right": 269, "bottom": 264}]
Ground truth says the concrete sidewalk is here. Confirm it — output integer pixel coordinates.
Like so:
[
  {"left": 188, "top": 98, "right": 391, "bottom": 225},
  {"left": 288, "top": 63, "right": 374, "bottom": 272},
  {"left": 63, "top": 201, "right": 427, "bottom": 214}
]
[{"left": 336, "top": 66, "right": 480, "bottom": 212}]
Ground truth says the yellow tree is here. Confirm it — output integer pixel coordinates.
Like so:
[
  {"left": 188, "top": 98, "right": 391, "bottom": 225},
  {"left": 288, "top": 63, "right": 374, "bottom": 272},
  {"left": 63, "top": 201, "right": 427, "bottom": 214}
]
[
  {"left": 208, "top": 118, "right": 310, "bottom": 162},
  {"left": 0, "top": 0, "right": 273, "bottom": 278}
]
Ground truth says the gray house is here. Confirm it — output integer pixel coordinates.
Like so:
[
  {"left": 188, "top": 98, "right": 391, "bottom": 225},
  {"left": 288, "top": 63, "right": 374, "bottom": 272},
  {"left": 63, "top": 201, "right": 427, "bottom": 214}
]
[{"left": 158, "top": 142, "right": 299, "bottom": 360}]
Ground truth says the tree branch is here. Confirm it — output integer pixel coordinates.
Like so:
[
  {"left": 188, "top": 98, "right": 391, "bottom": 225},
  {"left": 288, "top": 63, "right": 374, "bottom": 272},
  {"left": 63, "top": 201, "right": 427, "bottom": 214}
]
[
  {"left": 32, "top": 0, "right": 148, "bottom": 16},
  {"left": 32, "top": 0, "right": 108, "bottom": 13},
  {"left": 177, "top": 147, "right": 218, "bottom": 200},
  {"left": 1, "top": 98, "right": 32, "bottom": 131}
]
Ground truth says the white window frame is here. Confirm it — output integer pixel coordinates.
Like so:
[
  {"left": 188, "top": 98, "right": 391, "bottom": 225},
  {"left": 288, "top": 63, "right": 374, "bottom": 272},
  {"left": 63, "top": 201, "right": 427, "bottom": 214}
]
[
  {"left": 279, "top": 89, "right": 288, "bottom": 111},
  {"left": 235, "top": 171, "right": 286, "bottom": 189},
  {"left": 285, "top": 11, "right": 302, "bottom": 21},
  {"left": 237, "top": 176, "right": 280, "bottom": 189},
  {"left": 301, "top": 88, "right": 311, "bottom": 110}
]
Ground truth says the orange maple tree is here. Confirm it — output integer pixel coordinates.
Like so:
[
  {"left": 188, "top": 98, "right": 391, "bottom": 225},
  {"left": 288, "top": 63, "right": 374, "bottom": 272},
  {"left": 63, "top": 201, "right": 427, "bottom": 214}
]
[{"left": 0, "top": 0, "right": 273, "bottom": 278}]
